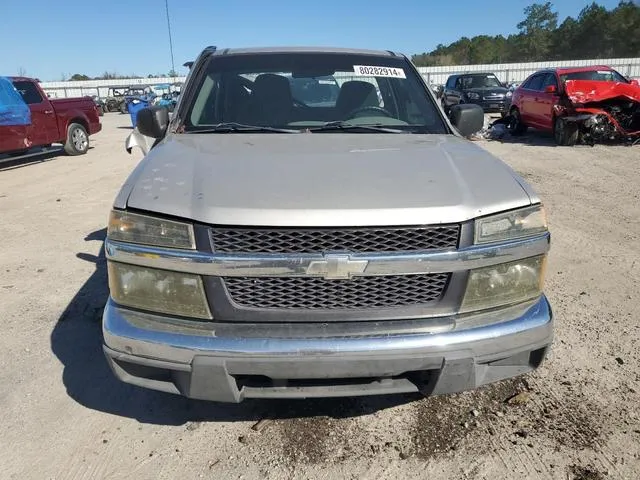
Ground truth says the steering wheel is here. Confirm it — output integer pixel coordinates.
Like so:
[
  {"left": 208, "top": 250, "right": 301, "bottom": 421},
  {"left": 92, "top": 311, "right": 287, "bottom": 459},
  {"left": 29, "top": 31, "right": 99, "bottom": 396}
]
[{"left": 346, "top": 105, "right": 394, "bottom": 119}]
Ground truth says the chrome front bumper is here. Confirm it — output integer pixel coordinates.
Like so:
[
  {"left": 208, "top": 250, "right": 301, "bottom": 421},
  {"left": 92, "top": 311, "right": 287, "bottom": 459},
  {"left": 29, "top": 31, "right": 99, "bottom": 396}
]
[{"left": 102, "top": 296, "right": 553, "bottom": 402}]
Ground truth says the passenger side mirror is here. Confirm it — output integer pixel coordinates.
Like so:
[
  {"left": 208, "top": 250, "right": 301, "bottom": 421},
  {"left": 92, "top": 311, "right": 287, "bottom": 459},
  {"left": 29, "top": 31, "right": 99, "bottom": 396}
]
[
  {"left": 630, "top": 79, "right": 639, "bottom": 86},
  {"left": 136, "top": 106, "right": 169, "bottom": 139},
  {"left": 544, "top": 85, "right": 557, "bottom": 94},
  {"left": 449, "top": 104, "right": 484, "bottom": 137}
]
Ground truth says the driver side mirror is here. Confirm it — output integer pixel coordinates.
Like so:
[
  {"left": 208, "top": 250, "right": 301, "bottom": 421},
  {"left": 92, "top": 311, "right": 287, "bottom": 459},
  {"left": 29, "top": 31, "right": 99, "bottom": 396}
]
[
  {"left": 137, "top": 106, "right": 169, "bottom": 139},
  {"left": 544, "top": 85, "right": 557, "bottom": 94},
  {"left": 449, "top": 104, "right": 484, "bottom": 137}
]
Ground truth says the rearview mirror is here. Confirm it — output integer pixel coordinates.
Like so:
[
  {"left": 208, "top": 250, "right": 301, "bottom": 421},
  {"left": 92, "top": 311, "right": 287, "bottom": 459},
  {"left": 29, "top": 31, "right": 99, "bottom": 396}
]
[
  {"left": 544, "top": 85, "right": 557, "bottom": 94},
  {"left": 449, "top": 104, "right": 484, "bottom": 137},
  {"left": 136, "top": 106, "right": 169, "bottom": 139}
]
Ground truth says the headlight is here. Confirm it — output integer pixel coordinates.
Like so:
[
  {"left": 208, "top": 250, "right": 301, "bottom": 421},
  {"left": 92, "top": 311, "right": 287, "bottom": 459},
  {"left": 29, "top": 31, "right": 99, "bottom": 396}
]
[
  {"left": 474, "top": 205, "right": 547, "bottom": 244},
  {"left": 466, "top": 92, "right": 480, "bottom": 100},
  {"left": 506, "top": 91, "right": 513, "bottom": 98},
  {"left": 108, "top": 262, "right": 212, "bottom": 319},
  {"left": 460, "top": 255, "right": 546, "bottom": 313},
  {"left": 108, "top": 210, "right": 195, "bottom": 249}
]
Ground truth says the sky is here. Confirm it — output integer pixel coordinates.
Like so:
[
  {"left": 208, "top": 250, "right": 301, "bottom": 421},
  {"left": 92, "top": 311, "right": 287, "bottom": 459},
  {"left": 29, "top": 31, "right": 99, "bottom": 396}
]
[{"left": 1, "top": 0, "right": 626, "bottom": 81}]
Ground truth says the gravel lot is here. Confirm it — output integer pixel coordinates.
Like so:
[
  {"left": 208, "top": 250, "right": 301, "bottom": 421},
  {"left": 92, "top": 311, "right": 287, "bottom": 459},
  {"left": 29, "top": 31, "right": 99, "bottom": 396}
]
[{"left": 1, "top": 113, "right": 639, "bottom": 480}]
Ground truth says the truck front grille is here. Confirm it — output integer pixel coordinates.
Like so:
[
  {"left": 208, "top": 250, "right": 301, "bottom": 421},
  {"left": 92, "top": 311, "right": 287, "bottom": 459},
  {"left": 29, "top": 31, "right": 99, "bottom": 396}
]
[
  {"left": 210, "top": 225, "right": 460, "bottom": 254},
  {"left": 223, "top": 273, "right": 450, "bottom": 310}
]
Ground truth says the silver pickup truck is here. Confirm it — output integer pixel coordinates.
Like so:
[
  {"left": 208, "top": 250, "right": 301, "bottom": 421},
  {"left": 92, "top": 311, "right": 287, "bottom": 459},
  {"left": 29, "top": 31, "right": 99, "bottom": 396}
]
[{"left": 104, "top": 46, "right": 552, "bottom": 402}]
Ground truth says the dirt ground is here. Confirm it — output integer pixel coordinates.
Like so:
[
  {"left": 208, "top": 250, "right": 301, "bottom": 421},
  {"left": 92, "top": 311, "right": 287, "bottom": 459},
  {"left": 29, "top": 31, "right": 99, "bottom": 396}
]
[{"left": 1, "top": 113, "right": 639, "bottom": 480}]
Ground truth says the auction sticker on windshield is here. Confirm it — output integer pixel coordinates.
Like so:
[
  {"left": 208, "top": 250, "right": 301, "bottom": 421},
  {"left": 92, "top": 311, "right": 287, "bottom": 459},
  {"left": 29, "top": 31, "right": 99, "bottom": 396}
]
[{"left": 353, "top": 65, "right": 406, "bottom": 79}]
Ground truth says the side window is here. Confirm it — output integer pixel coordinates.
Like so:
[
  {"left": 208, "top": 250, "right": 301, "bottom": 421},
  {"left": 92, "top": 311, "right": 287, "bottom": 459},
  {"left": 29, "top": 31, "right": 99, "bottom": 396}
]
[
  {"left": 189, "top": 74, "right": 220, "bottom": 125},
  {"left": 446, "top": 77, "right": 455, "bottom": 89},
  {"left": 526, "top": 74, "right": 545, "bottom": 91},
  {"left": 12, "top": 81, "right": 43, "bottom": 104},
  {"left": 541, "top": 73, "right": 558, "bottom": 89}
]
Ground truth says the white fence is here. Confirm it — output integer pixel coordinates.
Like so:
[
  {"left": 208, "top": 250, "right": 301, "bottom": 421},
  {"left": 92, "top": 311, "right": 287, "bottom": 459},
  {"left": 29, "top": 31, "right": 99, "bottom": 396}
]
[
  {"left": 40, "top": 76, "right": 187, "bottom": 99},
  {"left": 39, "top": 57, "right": 640, "bottom": 98},
  {"left": 418, "top": 57, "right": 640, "bottom": 85}
]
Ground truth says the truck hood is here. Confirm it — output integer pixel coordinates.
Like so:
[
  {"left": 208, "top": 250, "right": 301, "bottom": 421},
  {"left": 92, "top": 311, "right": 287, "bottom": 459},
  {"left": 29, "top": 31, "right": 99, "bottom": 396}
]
[{"left": 123, "top": 134, "right": 534, "bottom": 227}]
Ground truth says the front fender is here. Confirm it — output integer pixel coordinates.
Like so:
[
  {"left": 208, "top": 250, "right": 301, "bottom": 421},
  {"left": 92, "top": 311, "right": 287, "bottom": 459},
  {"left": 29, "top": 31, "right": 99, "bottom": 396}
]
[{"left": 125, "top": 127, "right": 156, "bottom": 155}]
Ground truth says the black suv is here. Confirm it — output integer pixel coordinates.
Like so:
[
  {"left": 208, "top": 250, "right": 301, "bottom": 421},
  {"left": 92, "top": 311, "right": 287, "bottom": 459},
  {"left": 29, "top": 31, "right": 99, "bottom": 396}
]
[{"left": 440, "top": 73, "right": 510, "bottom": 116}]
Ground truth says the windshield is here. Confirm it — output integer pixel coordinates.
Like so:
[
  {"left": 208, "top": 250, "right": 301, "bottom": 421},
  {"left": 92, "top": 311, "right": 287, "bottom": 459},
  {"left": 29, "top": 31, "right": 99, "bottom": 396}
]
[
  {"left": 460, "top": 74, "right": 503, "bottom": 89},
  {"left": 560, "top": 69, "right": 628, "bottom": 83},
  {"left": 183, "top": 52, "right": 447, "bottom": 133}
]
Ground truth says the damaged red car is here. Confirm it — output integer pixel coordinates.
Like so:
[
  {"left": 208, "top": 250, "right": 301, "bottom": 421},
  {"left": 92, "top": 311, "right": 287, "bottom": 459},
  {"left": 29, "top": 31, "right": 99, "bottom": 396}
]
[{"left": 509, "top": 66, "right": 640, "bottom": 146}]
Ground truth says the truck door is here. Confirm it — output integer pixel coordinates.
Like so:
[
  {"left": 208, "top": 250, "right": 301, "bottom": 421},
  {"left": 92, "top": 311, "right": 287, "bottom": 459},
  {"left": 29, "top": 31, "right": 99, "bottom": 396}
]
[{"left": 12, "top": 80, "right": 59, "bottom": 147}]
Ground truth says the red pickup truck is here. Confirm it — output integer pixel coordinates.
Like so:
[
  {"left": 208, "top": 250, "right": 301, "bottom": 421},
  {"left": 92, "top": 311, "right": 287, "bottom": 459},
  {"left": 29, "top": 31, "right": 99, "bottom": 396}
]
[{"left": 0, "top": 77, "right": 101, "bottom": 157}]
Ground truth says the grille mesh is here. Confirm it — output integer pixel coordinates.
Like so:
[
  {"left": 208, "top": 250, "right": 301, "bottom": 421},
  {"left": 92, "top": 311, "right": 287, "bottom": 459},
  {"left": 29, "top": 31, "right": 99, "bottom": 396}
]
[
  {"left": 210, "top": 225, "right": 460, "bottom": 253},
  {"left": 224, "top": 274, "right": 450, "bottom": 310}
]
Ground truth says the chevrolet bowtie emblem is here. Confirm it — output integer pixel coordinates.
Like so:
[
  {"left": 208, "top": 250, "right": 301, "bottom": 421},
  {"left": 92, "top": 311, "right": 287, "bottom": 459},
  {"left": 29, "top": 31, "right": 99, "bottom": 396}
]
[{"left": 306, "top": 254, "right": 369, "bottom": 280}]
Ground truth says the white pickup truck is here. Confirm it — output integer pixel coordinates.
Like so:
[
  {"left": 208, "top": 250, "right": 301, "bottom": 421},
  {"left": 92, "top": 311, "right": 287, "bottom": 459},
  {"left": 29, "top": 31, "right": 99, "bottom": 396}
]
[{"left": 103, "top": 46, "right": 552, "bottom": 402}]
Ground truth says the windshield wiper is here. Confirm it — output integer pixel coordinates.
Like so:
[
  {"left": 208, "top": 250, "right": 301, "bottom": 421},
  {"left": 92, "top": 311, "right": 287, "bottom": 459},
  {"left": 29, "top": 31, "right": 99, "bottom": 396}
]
[
  {"left": 186, "top": 122, "right": 300, "bottom": 134},
  {"left": 310, "top": 121, "right": 405, "bottom": 133}
]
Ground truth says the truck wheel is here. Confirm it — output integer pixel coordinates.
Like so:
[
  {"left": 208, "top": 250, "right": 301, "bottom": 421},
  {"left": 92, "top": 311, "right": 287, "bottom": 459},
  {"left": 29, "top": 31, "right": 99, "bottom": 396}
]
[
  {"left": 120, "top": 103, "right": 128, "bottom": 114},
  {"left": 64, "top": 123, "right": 89, "bottom": 156},
  {"left": 553, "top": 117, "right": 578, "bottom": 146},
  {"left": 508, "top": 108, "right": 527, "bottom": 135}
]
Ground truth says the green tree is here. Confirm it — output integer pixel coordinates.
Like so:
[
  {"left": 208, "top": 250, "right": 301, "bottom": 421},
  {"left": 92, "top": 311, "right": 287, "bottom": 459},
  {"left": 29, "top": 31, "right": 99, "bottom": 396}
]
[
  {"left": 606, "top": 1, "right": 640, "bottom": 57},
  {"left": 552, "top": 17, "right": 579, "bottom": 60},
  {"left": 572, "top": 3, "right": 612, "bottom": 58},
  {"left": 70, "top": 73, "right": 90, "bottom": 81},
  {"left": 516, "top": 2, "right": 558, "bottom": 60},
  {"left": 410, "top": 1, "right": 639, "bottom": 67}
]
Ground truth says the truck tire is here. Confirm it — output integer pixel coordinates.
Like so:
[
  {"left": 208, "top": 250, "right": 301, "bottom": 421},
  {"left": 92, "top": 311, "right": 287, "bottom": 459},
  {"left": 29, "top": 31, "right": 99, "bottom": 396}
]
[
  {"left": 64, "top": 123, "right": 89, "bottom": 156},
  {"left": 553, "top": 117, "right": 578, "bottom": 146},
  {"left": 120, "top": 103, "right": 128, "bottom": 114}
]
